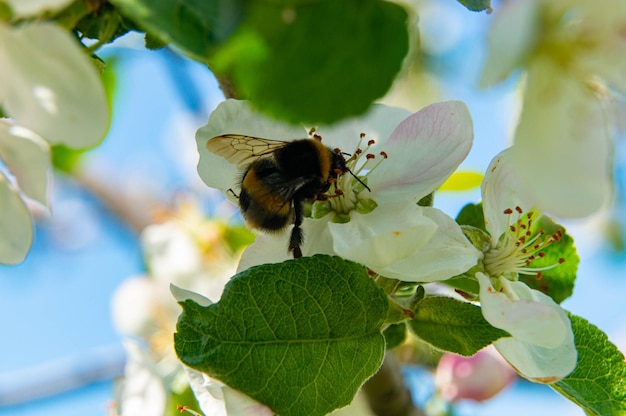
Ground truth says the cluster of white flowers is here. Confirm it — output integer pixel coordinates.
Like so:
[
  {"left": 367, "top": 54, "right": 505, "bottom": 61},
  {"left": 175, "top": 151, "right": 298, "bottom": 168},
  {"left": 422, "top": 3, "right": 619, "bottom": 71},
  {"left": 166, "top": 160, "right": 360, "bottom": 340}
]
[
  {"left": 481, "top": 0, "right": 626, "bottom": 218},
  {"left": 191, "top": 97, "right": 579, "bottom": 413},
  {"left": 111, "top": 203, "right": 241, "bottom": 416},
  {"left": 0, "top": 0, "right": 109, "bottom": 264}
]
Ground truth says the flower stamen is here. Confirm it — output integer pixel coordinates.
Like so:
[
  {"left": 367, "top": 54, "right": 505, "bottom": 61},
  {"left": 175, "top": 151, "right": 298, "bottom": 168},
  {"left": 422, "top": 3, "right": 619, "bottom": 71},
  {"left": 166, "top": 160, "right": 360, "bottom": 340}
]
[
  {"left": 323, "top": 133, "right": 386, "bottom": 216},
  {"left": 484, "top": 206, "right": 565, "bottom": 279}
]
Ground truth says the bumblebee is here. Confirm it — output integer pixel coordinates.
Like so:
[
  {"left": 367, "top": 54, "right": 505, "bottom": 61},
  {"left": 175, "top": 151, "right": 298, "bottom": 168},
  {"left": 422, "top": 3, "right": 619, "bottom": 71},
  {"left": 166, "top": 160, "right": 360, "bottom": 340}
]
[{"left": 206, "top": 134, "right": 366, "bottom": 258}]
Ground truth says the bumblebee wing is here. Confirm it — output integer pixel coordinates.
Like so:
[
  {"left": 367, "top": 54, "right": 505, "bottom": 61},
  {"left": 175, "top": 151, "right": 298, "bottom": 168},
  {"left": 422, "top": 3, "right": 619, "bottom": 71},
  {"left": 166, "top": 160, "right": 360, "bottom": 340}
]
[{"left": 206, "top": 134, "right": 290, "bottom": 167}]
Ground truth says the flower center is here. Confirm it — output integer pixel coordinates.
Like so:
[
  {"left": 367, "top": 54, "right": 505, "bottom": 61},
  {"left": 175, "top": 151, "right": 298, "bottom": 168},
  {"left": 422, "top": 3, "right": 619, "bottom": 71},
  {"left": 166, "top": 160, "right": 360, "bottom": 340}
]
[
  {"left": 310, "top": 133, "right": 385, "bottom": 222},
  {"left": 483, "top": 206, "right": 564, "bottom": 280}
]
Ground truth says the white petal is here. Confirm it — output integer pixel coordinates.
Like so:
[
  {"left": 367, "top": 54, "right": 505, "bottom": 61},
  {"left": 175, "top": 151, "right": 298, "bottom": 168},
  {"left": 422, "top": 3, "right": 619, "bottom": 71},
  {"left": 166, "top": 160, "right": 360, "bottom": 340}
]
[
  {"left": 481, "top": 148, "right": 532, "bottom": 241},
  {"left": 370, "top": 101, "right": 474, "bottom": 202},
  {"left": 0, "top": 120, "right": 50, "bottom": 207},
  {"left": 186, "top": 368, "right": 272, "bottom": 416},
  {"left": 170, "top": 283, "right": 214, "bottom": 306},
  {"left": 0, "top": 172, "right": 33, "bottom": 264},
  {"left": 479, "top": 0, "right": 538, "bottom": 87},
  {"left": 0, "top": 22, "right": 109, "bottom": 148},
  {"left": 196, "top": 99, "right": 307, "bottom": 194},
  {"left": 511, "top": 59, "right": 612, "bottom": 217},
  {"left": 494, "top": 334, "right": 577, "bottom": 383},
  {"left": 375, "top": 207, "right": 482, "bottom": 282},
  {"left": 185, "top": 368, "right": 227, "bottom": 416},
  {"left": 236, "top": 233, "right": 291, "bottom": 273},
  {"left": 4, "top": 0, "right": 74, "bottom": 18},
  {"left": 329, "top": 203, "right": 481, "bottom": 282},
  {"left": 116, "top": 341, "right": 168, "bottom": 416},
  {"left": 141, "top": 222, "right": 203, "bottom": 282},
  {"left": 236, "top": 219, "right": 335, "bottom": 272},
  {"left": 329, "top": 201, "right": 437, "bottom": 271},
  {"left": 477, "top": 274, "right": 570, "bottom": 349},
  {"left": 558, "top": 0, "right": 626, "bottom": 92}
]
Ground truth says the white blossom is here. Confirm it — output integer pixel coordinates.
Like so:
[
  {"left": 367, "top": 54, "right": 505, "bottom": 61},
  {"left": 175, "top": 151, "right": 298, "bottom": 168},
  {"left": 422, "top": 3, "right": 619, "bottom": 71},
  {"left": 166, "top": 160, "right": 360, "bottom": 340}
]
[
  {"left": 197, "top": 99, "right": 481, "bottom": 282},
  {"left": 476, "top": 149, "right": 577, "bottom": 382},
  {"left": 481, "top": 0, "right": 625, "bottom": 217}
]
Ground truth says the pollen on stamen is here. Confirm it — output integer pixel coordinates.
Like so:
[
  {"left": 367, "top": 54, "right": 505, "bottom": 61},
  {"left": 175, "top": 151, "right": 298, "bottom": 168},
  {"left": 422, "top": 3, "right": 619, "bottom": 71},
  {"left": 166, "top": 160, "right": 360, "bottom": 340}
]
[
  {"left": 380, "top": 151, "right": 388, "bottom": 159},
  {"left": 360, "top": 132, "right": 366, "bottom": 139},
  {"left": 484, "top": 206, "right": 566, "bottom": 279},
  {"left": 368, "top": 139, "right": 376, "bottom": 146},
  {"left": 366, "top": 153, "right": 376, "bottom": 160}
]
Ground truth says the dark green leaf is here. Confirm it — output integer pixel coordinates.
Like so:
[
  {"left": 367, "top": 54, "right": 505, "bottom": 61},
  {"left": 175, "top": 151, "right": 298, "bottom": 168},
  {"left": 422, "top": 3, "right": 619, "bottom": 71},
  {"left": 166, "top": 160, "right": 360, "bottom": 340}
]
[
  {"left": 383, "top": 323, "right": 407, "bottom": 350},
  {"left": 213, "top": 0, "right": 409, "bottom": 123},
  {"left": 109, "top": 0, "right": 245, "bottom": 62},
  {"left": 75, "top": 3, "right": 136, "bottom": 43},
  {"left": 456, "top": 202, "right": 486, "bottom": 231},
  {"left": 408, "top": 296, "right": 509, "bottom": 356},
  {"left": 456, "top": 0, "right": 492, "bottom": 12},
  {"left": 175, "top": 255, "right": 388, "bottom": 416},
  {"left": 520, "top": 216, "right": 578, "bottom": 304},
  {"left": 552, "top": 314, "right": 626, "bottom": 416}
]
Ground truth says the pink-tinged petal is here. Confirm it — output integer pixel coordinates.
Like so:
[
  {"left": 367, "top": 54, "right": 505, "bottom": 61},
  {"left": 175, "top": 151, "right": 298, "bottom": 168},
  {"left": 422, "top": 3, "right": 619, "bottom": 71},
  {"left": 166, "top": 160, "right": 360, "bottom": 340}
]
[
  {"left": 370, "top": 101, "right": 474, "bottom": 202},
  {"left": 0, "top": 173, "right": 33, "bottom": 264},
  {"left": 479, "top": 0, "right": 538, "bottom": 87},
  {"left": 196, "top": 99, "right": 307, "bottom": 195},
  {"left": 0, "top": 23, "right": 109, "bottom": 148},
  {"left": 511, "top": 59, "right": 612, "bottom": 217},
  {"left": 435, "top": 346, "right": 517, "bottom": 402},
  {"left": 494, "top": 334, "right": 577, "bottom": 383},
  {"left": 478, "top": 274, "right": 569, "bottom": 348},
  {"left": 313, "top": 104, "right": 410, "bottom": 152},
  {"left": 481, "top": 148, "right": 532, "bottom": 242},
  {"left": 0, "top": 120, "right": 50, "bottom": 207},
  {"left": 4, "top": 0, "right": 73, "bottom": 17}
]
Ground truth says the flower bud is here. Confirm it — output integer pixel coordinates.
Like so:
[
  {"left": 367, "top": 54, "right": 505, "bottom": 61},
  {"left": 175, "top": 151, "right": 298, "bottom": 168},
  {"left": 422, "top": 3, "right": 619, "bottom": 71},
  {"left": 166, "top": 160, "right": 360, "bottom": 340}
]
[{"left": 435, "top": 346, "right": 516, "bottom": 402}]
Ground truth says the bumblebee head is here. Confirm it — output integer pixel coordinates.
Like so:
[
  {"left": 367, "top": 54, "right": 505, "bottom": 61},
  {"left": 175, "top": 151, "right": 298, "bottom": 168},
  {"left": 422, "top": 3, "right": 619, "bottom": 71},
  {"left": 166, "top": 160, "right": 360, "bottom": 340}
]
[{"left": 331, "top": 149, "right": 371, "bottom": 192}]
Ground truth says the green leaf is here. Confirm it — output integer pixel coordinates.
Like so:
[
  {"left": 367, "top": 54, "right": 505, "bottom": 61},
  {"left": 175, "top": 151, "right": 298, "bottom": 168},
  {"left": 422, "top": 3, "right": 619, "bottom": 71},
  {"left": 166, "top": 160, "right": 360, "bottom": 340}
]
[
  {"left": 222, "top": 224, "right": 255, "bottom": 253},
  {"left": 174, "top": 255, "right": 388, "bottom": 416},
  {"left": 408, "top": 296, "right": 509, "bottom": 356},
  {"left": 213, "top": 0, "right": 409, "bottom": 124},
  {"left": 456, "top": 202, "right": 486, "bottom": 231},
  {"left": 383, "top": 323, "right": 407, "bottom": 350},
  {"left": 109, "top": 0, "right": 244, "bottom": 62},
  {"left": 455, "top": 0, "right": 492, "bottom": 12},
  {"left": 552, "top": 314, "right": 626, "bottom": 416},
  {"left": 74, "top": 3, "right": 136, "bottom": 43},
  {"left": 520, "top": 216, "right": 578, "bottom": 304},
  {"left": 166, "top": 385, "right": 202, "bottom": 416}
]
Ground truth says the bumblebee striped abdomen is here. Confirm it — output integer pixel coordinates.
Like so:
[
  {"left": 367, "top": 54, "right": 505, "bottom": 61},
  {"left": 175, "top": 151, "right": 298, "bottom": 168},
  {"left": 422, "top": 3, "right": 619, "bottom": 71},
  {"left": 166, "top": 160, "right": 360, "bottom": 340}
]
[{"left": 239, "top": 158, "right": 294, "bottom": 231}]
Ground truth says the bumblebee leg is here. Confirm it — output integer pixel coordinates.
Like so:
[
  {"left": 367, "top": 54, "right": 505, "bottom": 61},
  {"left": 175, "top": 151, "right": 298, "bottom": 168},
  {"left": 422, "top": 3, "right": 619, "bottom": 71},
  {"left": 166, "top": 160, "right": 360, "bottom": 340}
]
[
  {"left": 289, "top": 200, "right": 304, "bottom": 258},
  {"left": 227, "top": 188, "right": 240, "bottom": 199}
]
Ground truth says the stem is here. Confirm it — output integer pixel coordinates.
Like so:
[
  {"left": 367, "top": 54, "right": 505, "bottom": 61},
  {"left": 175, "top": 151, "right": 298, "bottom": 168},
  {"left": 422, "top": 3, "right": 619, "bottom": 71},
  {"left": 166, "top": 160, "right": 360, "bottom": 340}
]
[
  {"left": 74, "top": 168, "right": 159, "bottom": 232},
  {"left": 216, "top": 76, "right": 239, "bottom": 100},
  {"left": 362, "top": 353, "right": 426, "bottom": 416}
]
